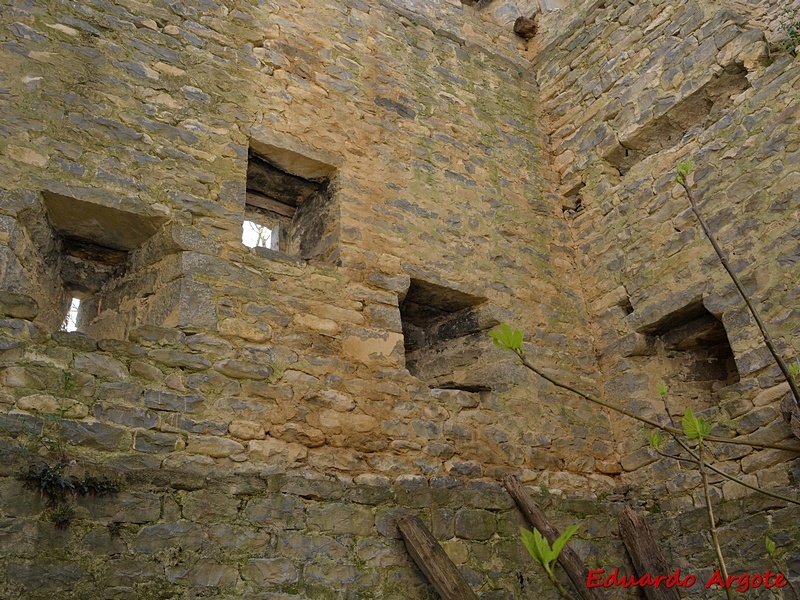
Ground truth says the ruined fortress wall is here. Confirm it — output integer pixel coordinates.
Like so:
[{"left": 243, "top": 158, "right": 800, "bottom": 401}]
[
  {"left": 0, "top": 0, "right": 608, "bottom": 487},
  {"left": 1, "top": 0, "right": 799, "bottom": 597},
  {"left": 530, "top": 0, "right": 800, "bottom": 509},
  {"left": 0, "top": 0, "right": 620, "bottom": 598}
]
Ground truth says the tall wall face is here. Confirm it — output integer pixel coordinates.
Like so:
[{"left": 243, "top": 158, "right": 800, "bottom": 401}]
[
  {"left": 0, "top": 0, "right": 604, "bottom": 483},
  {"left": 1, "top": 0, "right": 799, "bottom": 597},
  {"left": 530, "top": 0, "right": 800, "bottom": 517},
  {"left": 0, "top": 0, "right": 618, "bottom": 598}
]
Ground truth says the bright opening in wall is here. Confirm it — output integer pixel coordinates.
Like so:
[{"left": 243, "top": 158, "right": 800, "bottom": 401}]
[
  {"left": 242, "top": 219, "right": 277, "bottom": 250},
  {"left": 61, "top": 297, "right": 80, "bottom": 332}
]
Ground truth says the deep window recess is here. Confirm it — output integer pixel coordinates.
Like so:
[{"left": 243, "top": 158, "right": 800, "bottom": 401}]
[
  {"left": 562, "top": 181, "right": 585, "bottom": 216},
  {"left": 400, "top": 279, "right": 494, "bottom": 390},
  {"left": 245, "top": 146, "right": 337, "bottom": 262},
  {"left": 39, "top": 190, "right": 166, "bottom": 337},
  {"left": 57, "top": 237, "right": 130, "bottom": 335},
  {"left": 639, "top": 301, "right": 740, "bottom": 399},
  {"left": 605, "top": 66, "right": 750, "bottom": 175}
]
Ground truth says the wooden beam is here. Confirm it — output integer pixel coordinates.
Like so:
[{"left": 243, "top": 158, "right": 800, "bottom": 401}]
[
  {"left": 618, "top": 505, "right": 681, "bottom": 600},
  {"left": 245, "top": 191, "right": 296, "bottom": 218},
  {"left": 396, "top": 515, "right": 479, "bottom": 600},
  {"left": 503, "top": 475, "right": 607, "bottom": 600}
]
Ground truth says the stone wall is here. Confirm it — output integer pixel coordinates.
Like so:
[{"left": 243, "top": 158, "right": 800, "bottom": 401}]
[
  {"left": 529, "top": 0, "right": 800, "bottom": 509},
  {"left": 0, "top": 0, "right": 608, "bottom": 486},
  {"left": 0, "top": 451, "right": 796, "bottom": 599}
]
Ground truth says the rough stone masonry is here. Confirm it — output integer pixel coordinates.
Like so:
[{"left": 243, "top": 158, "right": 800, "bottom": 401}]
[{"left": 0, "top": 0, "right": 798, "bottom": 597}]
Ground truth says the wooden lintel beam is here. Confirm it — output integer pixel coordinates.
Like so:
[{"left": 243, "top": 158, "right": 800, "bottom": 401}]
[
  {"left": 503, "top": 475, "right": 608, "bottom": 600},
  {"left": 245, "top": 191, "right": 296, "bottom": 218},
  {"left": 396, "top": 515, "right": 479, "bottom": 600},
  {"left": 619, "top": 505, "right": 681, "bottom": 600}
]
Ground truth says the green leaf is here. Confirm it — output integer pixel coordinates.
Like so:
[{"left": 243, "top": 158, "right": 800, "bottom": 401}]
[
  {"left": 765, "top": 536, "right": 776, "bottom": 556},
  {"left": 682, "top": 407, "right": 700, "bottom": 439},
  {"left": 489, "top": 323, "right": 525, "bottom": 354},
  {"left": 676, "top": 159, "right": 693, "bottom": 182},
  {"left": 649, "top": 431, "right": 662, "bottom": 449},
  {"left": 551, "top": 523, "right": 581, "bottom": 559},
  {"left": 682, "top": 407, "right": 711, "bottom": 441},
  {"left": 535, "top": 528, "right": 556, "bottom": 565},
  {"left": 697, "top": 417, "right": 712, "bottom": 439},
  {"left": 521, "top": 527, "right": 547, "bottom": 566},
  {"left": 655, "top": 380, "right": 668, "bottom": 398},
  {"left": 789, "top": 362, "right": 799, "bottom": 378},
  {"left": 521, "top": 524, "right": 580, "bottom": 574}
]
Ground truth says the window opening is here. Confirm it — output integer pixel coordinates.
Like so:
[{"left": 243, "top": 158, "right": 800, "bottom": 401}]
[
  {"left": 400, "top": 279, "right": 493, "bottom": 390},
  {"left": 244, "top": 145, "right": 337, "bottom": 262},
  {"left": 37, "top": 189, "right": 167, "bottom": 338},
  {"left": 639, "top": 301, "right": 739, "bottom": 404},
  {"left": 604, "top": 66, "right": 750, "bottom": 175},
  {"left": 61, "top": 297, "right": 81, "bottom": 332}
]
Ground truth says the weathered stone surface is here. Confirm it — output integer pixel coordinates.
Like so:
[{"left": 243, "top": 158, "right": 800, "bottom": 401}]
[
  {"left": 97, "top": 382, "right": 144, "bottom": 402},
  {"left": 166, "top": 560, "right": 238, "bottom": 587},
  {"left": 82, "top": 491, "right": 161, "bottom": 523},
  {"left": 620, "top": 447, "right": 659, "bottom": 472},
  {"left": 740, "top": 437, "right": 796, "bottom": 470},
  {"left": 308, "top": 389, "right": 356, "bottom": 412},
  {"left": 753, "top": 382, "right": 791, "bottom": 407},
  {"left": 454, "top": 508, "right": 496, "bottom": 540},
  {"left": 218, "top": 317, "right": 272, "bottom": 342},
  {"left": 248, "top": 438, "right": 308, "bottom": 463},
  {"left": 213, "top": 358, "right": 273, "bottom": 380},
  {"left": 143, "top": 389, "right": 205, "bottom": 413},
  {"left": 61, "top": 419, "right": 127, "bottom": 450},
  {"left": 0, "top": 292, "right": 38, "bottom": 319},
  {"left": 341, "top": 328, "right": 404, "bottom": 364},
  {"left": 0, "top": 0, "right": 799, "bottom": 596},
  {"left": 307, "top": 503, "right": 374, "bottom": 535},
  {"left": 16, "top": 393, "right": 60, "bottom": 414},
  {"left": 780, "top": 393, "right": 800, "bottom": 440},
  {"left": 303, "top": 560, "right": 375, "bottom": 587},
  {"left": 129, "top": 360, "right": 163, "bottom": 381},
  {"left": 228, "top": 419, "right": 265, "bottom": 440},
  {"left": 184, "top": 500, "right": 242, "bottom": 533},
  {"left": 134, "top": 430, "right": 181, "bottom": 453},
  {"left": 168, "top": 414, "right": 228, "bottom": 435},
  {"left": 134, "top": 522, "right": 204, "bottom": 554},
  {"left": 6, "top": 559, "right": 86, "bottom": 594},
  {"left": 732, "top": 406, "right": 778, "bottom": 435},
  {"left": 129, "top": 325, "right": 186, "bottom": 345},
  {"left": 187, "top": 434, "right": 245, "bottom": 458},
  {"left": 243, "top": 557, "right": 298, "bottom": 586},
  {"left": 42, "top": 189, "right": 168, "bottom": 251},
  {"left": 74, "top": 353, "right": 128, "bottom": 380},
  {"left": 444, "top": 460, "right": 482, "bottom": 478},
  {"left": 272, "top": 422, "right": 325, "bottom": 447},
  {"left": 246, "top": 494, "right": 306, "bottom": 530},
  {"left": 147, "top": 349, "right": 211, "bottom": 371}
]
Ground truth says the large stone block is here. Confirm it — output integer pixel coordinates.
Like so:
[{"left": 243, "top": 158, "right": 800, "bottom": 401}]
[
  {"left": 242, "top": 558, "right": 298, "bottom": 586},
  {"left": 143, "top": 389, "right": 206, "bottom": 413},
  {"left": 41, "top": 188, "right": 169, "bottom": 251},
  {"left": 307, "top": 502, "right": 374, "bottom": 535},
  {"left": 245, "top": 494, "right": 306, "bottom": 530}
]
